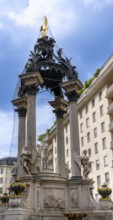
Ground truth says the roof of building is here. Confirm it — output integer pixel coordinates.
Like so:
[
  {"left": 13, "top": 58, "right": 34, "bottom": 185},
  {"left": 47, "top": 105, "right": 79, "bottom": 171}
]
[{"left": 0, "top": 157, "right": 17, "bottom": 166}]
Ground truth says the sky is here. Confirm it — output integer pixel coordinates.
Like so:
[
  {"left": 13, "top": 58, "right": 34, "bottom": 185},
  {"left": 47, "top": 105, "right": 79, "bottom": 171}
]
[{"left": 0, "top": 0, "right": 113, "bottom": 158}]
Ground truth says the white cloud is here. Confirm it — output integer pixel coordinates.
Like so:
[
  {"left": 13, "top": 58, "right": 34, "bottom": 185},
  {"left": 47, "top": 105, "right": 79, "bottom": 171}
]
[
  {"left": 0, "top": 111, "right": 14, "bottom": 158},
  {"left": 82, "top": 0, "right": 113, "bottom": 9},
  {"left": 0, "top": 0, "right": 78, "bottom": 38}
]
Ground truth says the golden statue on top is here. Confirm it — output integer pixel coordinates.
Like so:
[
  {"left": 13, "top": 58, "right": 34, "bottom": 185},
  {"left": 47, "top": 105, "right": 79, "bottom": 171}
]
[{"left": 40, "top": 16, "right": 48, "bottom": 38}]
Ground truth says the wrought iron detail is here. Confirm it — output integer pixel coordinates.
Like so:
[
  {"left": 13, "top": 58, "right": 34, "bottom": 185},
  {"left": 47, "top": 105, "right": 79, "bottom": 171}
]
[{"left": 19, "top": 35, "right": 79, "bottom": 98}]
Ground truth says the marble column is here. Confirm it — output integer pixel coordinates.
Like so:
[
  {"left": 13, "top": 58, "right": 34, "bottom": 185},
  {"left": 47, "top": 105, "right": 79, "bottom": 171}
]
[
  {"left": 61, "top": 79, "right": 83, "bottom": 179},
  {"left": 49, "top": 98, "right": 68, "bottom": 177},
  {"left": 12, "top": 97, "right": 27, "bottom": 176},
  {"left": 18, "top": 72, "right": 44, "bottom": 173},
  {"left": 17, "top": 108, "right": 27, "bottom": 163},
  {"left": 27, "top": 92, "right": 36, "bottom": 152}
]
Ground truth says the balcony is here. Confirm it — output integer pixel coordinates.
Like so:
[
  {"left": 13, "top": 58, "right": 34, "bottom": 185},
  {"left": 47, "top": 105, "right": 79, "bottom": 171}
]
[
  {"left": 110, "top": 140, "right": 113, "bottom": 149},
  {"left": 106, "top": 84, "right": 113, "bottom": 98},
  {"left": 109, "top": 121, "right": 113, "bottom": 132},
  {"left": 107, "top": 103, "right": 113, "bottom": 115}
]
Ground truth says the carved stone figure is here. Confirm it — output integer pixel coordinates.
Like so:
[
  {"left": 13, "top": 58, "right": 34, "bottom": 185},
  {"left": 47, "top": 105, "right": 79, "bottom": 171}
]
[
  {"left": 44, "top": 195, "right": 65, "bottom": 209},
  {"left": 42, "top": 144, "right": 49, "bottom": 170},
  {"left": 21, "top": 146, "right": 32, "bottom": 175},
  {"left": 36, "top": 146, "right": 41, "bottom": 172},
  {"left": 65, "top": 163, "right": 70, "bottom": 179},
  {"left": 71, "top": 191, "right": 79, "bottom": 208},
  {"left": 81, "top": 150, "right": 92, "bottom": 180}
]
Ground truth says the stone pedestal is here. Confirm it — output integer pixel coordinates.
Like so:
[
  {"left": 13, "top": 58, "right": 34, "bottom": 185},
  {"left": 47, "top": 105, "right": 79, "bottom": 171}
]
[
  {"left": 49, "top": 98, "right": 68, "bottom": 177},
  {"left": 61, "top": 80, "right": 83, "bottom": 178}
]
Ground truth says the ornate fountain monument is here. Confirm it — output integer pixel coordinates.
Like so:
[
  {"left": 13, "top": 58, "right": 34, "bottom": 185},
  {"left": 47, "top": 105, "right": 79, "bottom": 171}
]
[{"left": 1, "top": 17, "right": 113, "bottom": 220}]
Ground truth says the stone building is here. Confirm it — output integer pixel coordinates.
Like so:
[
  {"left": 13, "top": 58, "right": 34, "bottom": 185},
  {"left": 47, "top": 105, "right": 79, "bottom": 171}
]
[
  {"left": 0, "top": 157, "right": 17, "bottom": 195},
  {"left": 40, "top": 54, "right": 113, "bottom": 200}
]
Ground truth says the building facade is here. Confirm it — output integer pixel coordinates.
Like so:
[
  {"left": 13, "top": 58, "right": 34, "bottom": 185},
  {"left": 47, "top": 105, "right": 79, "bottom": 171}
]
[
  {"left": 0, "top": 157, "right": 17, "bottom": 195},
  {"left": 41, "top": 54, "right": 113, "bottom": 200}
]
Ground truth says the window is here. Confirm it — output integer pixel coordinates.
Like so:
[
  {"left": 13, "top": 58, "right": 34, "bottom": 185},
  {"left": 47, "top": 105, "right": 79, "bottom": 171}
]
[
  {"left": 94, "top": 127, "right": 97, "bottom": 138},
  {"left": 95, "top": 142, "right": 98, "bottom": 154},
  {"left": 102, "top": 137, "right": 106, "bottom": 149},
  {"left": 81, "top": 137, "right": 84, "bottom": 147},
  {"left": 100, "top": 105, "right": 104, "bottom": 116},
  {"left": 104, "top": 156, "right": 108, "bottom": 166},
  {"left": 0, "top": 168, "right": 3, "bottom": 174},
  {"left": 86, "top": 118, "right": 89, "bottom": 128},
  {"left": 85, "top": 105, "right": 88, "bottom": 113},
  {"left": 88, "top": 148, "right": 91, "bottom": 157},
  {"left": 105, "top": 172, "right": 110, "bottom": 184},
  {"left": 99, "top": 91, "right": 102, "bottom": 101},
  {"left": 92, "top": 98, "right": 95, "bottom": 107},
  {"left": 66, "top": 149, "right": 69, "bottom": 157},
  {"left": 0, "top": 188, "right": 3, "bottom": 194},
  {"left": 80, "top": 111, "right": 82, "bottom": 119},
  {"left": 55, "top": 147, "right": 57, "bottom": 154},
  {"left": 0, "top": 178, "right": 3, "bottom": 184},
  {"left": 96, "top": 160, "right": 100, "bottom": 170},
  {"left": 87, "top": 132, "right": 90, "bottom": 142},
  {"left": 92, "top": 112, "right": 96, "bottom": 122},
  {"left": 66, "top": 136, "right": 68, "bottom": 144},
  {"left": 101, "top": 122, "right": 105, "bottom": 132},
  {"left": 80, "top": 123, "right": 83, "bottom": 133},
  {"left": 97, "top": 175, "right": 101, "bottom": 186}
]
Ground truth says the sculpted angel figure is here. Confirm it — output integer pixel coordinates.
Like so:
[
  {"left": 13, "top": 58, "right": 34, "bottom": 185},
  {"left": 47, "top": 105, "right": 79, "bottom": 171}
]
[
  {"left": 42, "top": 143, "right": 49, "bottom": 170},
  {"left": 21, "top": 145, "right": 32, "bottom": 175},
  {"left": 81, "top": 150, "right": 92, "bottom": 180}
]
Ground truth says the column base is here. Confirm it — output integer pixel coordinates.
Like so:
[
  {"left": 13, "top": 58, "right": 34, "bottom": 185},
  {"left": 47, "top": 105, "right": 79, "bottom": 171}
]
[{"left": 70, "top": 176, "right": 82, "bottom": 181}]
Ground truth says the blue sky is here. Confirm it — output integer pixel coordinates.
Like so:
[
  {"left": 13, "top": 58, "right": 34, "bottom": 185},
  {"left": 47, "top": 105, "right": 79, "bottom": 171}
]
[{"left": 0, "top": 0, "right": 113, "bottom": 158}]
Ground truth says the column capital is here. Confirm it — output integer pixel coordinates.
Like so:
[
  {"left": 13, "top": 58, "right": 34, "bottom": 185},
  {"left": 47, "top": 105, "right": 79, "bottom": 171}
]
[
  {"left": 15, "top": 107, "right": 27, "bottom": 117},
  {"left": 66, "top": 90, "right": 79, "bottom": 102},
  {"left": 12, "top": 97, "right": 27, "bottom": 108},
  {"left": 19, "top": 84, "right": 39, "bottom": 96},
  {"left": 18, "top": 71, "right": 43, "bottom": 97},
  {"left": 61, "top": 79, "right": 83, "bottom": 102},
  {"left": 49, "top": 97, "right": 68, "bottom": 118},
  {"left": 53, "top": 109, "right": 67, "bottom": 118}
]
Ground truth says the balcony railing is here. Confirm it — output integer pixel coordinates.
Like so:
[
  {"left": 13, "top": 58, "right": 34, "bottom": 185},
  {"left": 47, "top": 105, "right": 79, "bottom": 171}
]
[{"left": 106, "top": 84, "right": 113, "bottom": 98}]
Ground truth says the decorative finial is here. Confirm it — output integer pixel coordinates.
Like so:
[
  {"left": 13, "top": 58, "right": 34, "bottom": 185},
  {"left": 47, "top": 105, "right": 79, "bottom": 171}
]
[{"left": 40, "top": 16, "right": 48, "bottom": 38}]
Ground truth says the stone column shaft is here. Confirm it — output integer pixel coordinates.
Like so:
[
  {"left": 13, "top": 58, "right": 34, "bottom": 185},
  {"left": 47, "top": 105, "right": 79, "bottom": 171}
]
[
  {"left": 18, "top": 110, "right": 26, "bottom": 161},
  {"left": 69, "top": 101, "right": 80, "bottom": 177},
  {"left": 61, "top": 79, "right": 83, "bottom": 178},
  {"left": 27, "top": 95, "right": 36, "bottom": 151},
  {"left": 56, "top": 111, "right": 66, "bottom": 177},
  {"left": 49, "top": 98, "right": 68, "bottom": 177}
]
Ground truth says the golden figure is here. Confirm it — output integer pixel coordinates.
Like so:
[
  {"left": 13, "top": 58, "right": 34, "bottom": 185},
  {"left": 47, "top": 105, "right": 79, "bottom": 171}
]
[{"left": 40, "top": 16, "right": 48, "bottom": 37}]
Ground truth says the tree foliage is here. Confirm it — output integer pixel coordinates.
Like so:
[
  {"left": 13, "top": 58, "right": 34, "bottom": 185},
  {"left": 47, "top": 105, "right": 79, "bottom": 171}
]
[{"left": 78, "top": 68, "right": 100, "bottom": 95}]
